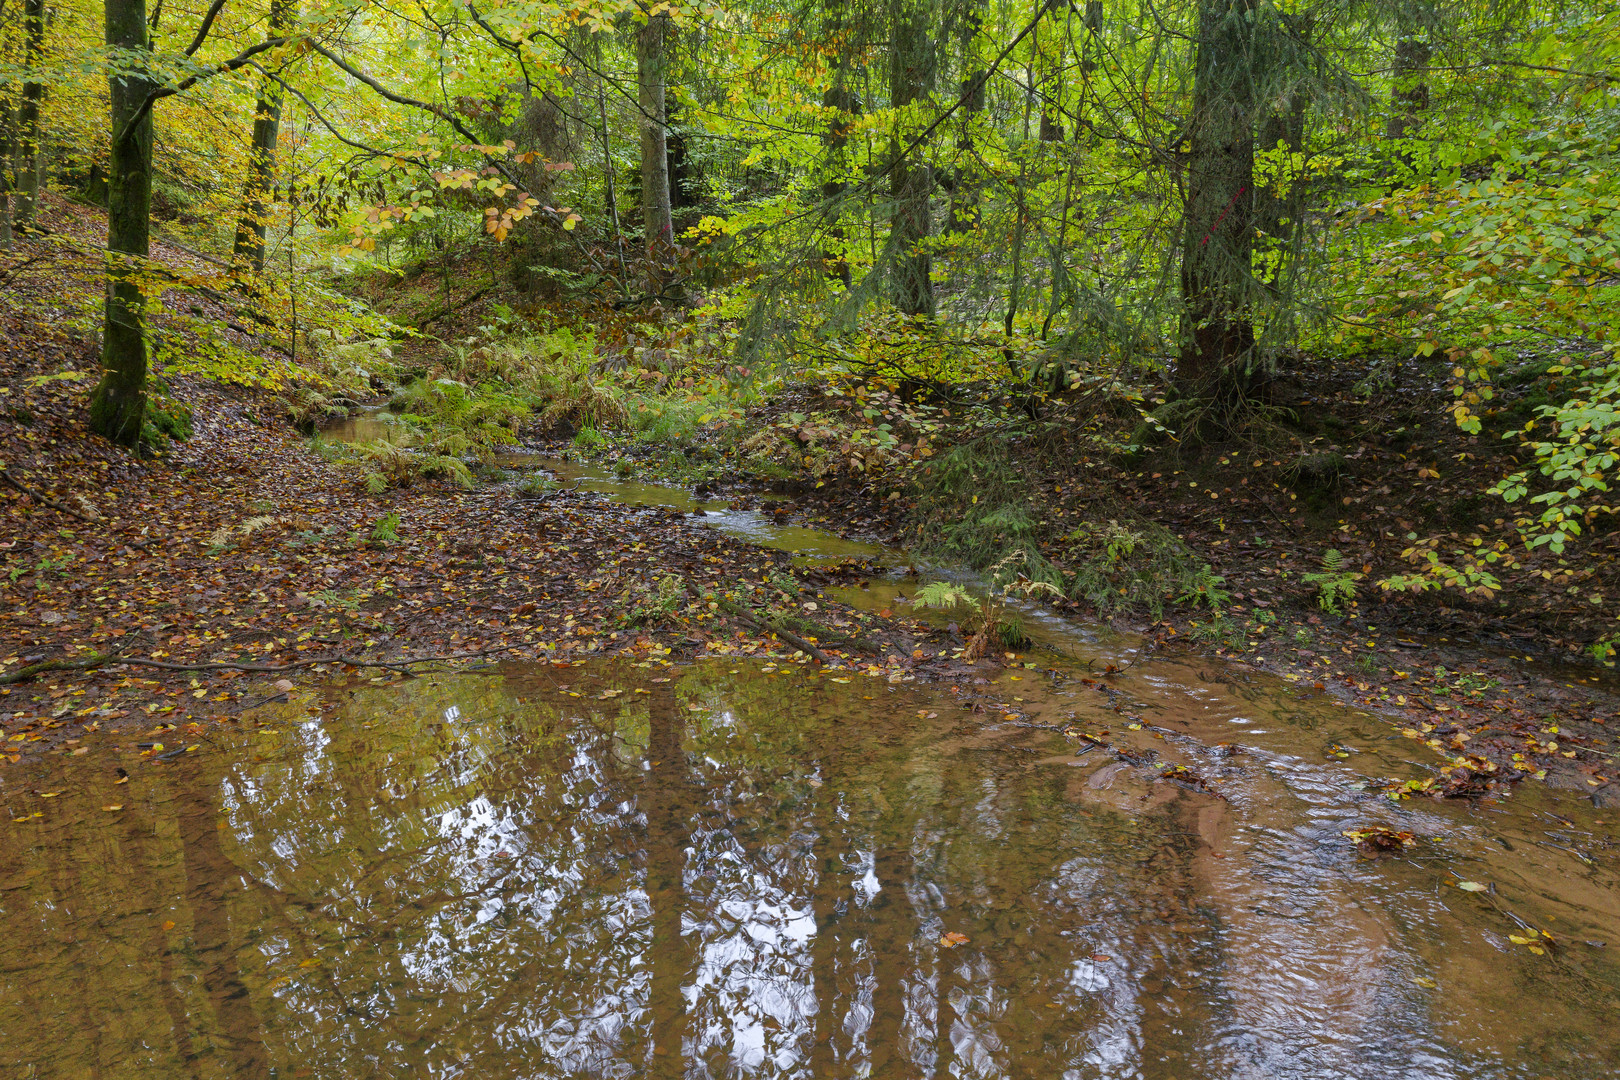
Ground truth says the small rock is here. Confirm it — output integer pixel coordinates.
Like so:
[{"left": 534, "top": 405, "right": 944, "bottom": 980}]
[{"left": 1592, "top": 784, "right": 1620, "bottom": 809}]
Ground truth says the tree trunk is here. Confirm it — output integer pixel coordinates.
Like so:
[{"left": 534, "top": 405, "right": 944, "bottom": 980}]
[
  {"left": 636, "top": 9, "right": 673, "bottom": 255},
  {"left": 947, "top": 0, "right": 984, "bottom": 233},
  {"left": 90, "top": 0, "right": 155, "bottom": 447},
  {"left": 14, "top": 0, "right": 45, "bottom": 229},
  {"left": 821, "top": 0, "right": 859, "bottom": 286},
  {"left": 1386, "top": 36, "right": 1430, "bottom": 143},
  {"left": 643, "top": 685, "right": 692, "bottom": 1077},
  {"left": 1255, "top": 16, "right": 1308, "bottom": 255},
  {"left": 1035, "top": 15, "right": 1065, "bottom": 144},
  {"left": 232, "top": 0, "right": 294, "bottom": 274},
  {"left": 889, "top": 0, "right": 936, "bottom": 318},
  {"left": 0, "top": 101, "right": 13, "bottom": 251},
  {"left": 1176, "top": 0, "right": 1259, "bottom": 396}
]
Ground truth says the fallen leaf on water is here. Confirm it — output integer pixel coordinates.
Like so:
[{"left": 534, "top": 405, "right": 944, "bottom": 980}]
[
  {"left": 273, "top": 679, "right": 295, "bottom": 693},
  {"left": 1091, "top": 954, "right": 1112, "bottom": 962},
  {"left": 1412, "top": 976, "right": 1437, "bottom": 988},
  {"left": 100, "top": 804, "right": 122, "bottom": 812},
  {"left": 1457, "top": 881, "right": 1488, "bottom": 892},
  {"left": 940, "top": 931, "right": 970, "bottom": 949},
  {"left": 161, "top": 920, "right": 175, "bottom": 931}
]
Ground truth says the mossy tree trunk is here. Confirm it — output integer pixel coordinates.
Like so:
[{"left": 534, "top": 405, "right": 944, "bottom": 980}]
[
  {"left": 232, "top": 0, "right": 295, "bottom": 274},
  {"left": 636, "top": 8, "right": 673, "bottom": 254},
  {"left": 889, "top": 0, "right": 936, "bottom": 318},
  {"left": 13, "top": 0, "right": 45, "bottom": 230},
  {"left": 90, "top": 0, "right": 155, "bottom": 447},
  {"left": 1176, "top": 0, "right": 1260, "bottom": 396}
]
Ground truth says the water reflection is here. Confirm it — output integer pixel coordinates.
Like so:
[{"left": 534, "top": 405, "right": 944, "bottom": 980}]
[{"left": 1, "top": 660, "right": 1617, "bottom": 1079}]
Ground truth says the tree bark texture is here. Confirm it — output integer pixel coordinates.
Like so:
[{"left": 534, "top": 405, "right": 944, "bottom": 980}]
[
  {"left": 91, "top": 0, "right": 155, "bottom": 447},
  {"left": 1386, "top": 36, "right": 1431, "bottom": 142},
  {"left": 1177, "top": 0, "right": 1260, "bottom": 395},
  {"left": 1255, "top": 14, "right": 1308, "bottom": 255},
  {"left": 821, "top": 0, "right": 860, "bottom": 287},
  {"left": 948, "top": 0, "right": 985, "bottom": 233},
  {"left": 889, "top": 0, "right": 936, "bottom": 318},
  {"left": 0, "top": 101, "right": 13, "bottom": 251},
  {"left": 232, "top": 0, "right": 294, "bottom": 274},
  {"left": 14, "top": 0, "right": 45, "bottom": 228},
  {"left": 636, "top": 10, "right": 673, "bottom": 253}
]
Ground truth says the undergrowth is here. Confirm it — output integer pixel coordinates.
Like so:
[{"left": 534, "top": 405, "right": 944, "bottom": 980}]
[{"left": 909, "top": 440, "right": 1227, "bottom": 619}]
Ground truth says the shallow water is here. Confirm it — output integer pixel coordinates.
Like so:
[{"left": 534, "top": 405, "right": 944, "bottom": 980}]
[
  {"left": 2, "top": 655, "right": 1616, "bottom": 1079},
  {"left": 503, "top": 454, "right": 896, "bottom": 565},
  {"left": 320, "top": 407, "right": 406, "bottom": 445}
]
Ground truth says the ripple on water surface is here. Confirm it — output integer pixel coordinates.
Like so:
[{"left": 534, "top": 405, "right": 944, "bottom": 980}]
[{"left": 0, "top": 658, "right": 1616, "bottom": 1079}]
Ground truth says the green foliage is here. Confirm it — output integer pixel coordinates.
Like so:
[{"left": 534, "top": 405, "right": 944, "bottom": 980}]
[
  {"left": 327, "top": 438, "right": 473, "bottom": 492},
  {"left": 1301, "top": 549, "right": 1363, "bottom": 614},
  {"left": 394, "top": 378, "right": 526, "bottom": 458},
  {"left": 370, "top": 511, "right": 402, "bottom": 545},
  {"left": 1379, "top": 533, "right": 1509, "bottom": 601},
  {"left": 621, "top": 574, "right": 689, "bottom": 628},
  {"left": 140, "top": 391, "right": 192, "bottom": 448},
  {"left": 1491, "top": 350, "right": 1620, "bottom": 555},
  {"left": 912, "top": 581, "right": 982, "bottom": 615},
  {"left": 8, "top": 553, "right": 74, "bottom": 588},
  {"left": 1064, "top": 518, "right": 1227, "bottom": 617},
  {"left": 910, "top": 442, "right": 1050, "bottom": 578}
]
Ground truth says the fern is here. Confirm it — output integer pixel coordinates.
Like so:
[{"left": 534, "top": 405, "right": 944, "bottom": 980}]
[
  {"left": 1302, "top": 549, "right": 1363, "bottom": 614},
  {"left": 913, "top": 582, "right": 982, "bottom": 614}
]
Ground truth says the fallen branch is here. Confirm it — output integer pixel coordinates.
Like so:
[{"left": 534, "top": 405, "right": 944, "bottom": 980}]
[
  {"left": 0, "top": 654, "right": 116, "bottom": 685},
  {"left": 1, "top": 468, "right": 152, "bottom": 551},
  {"left": 0, "top": 643, "right": 526, "bottom": 685},
  {"left": 707, "top": 592, "right": 833, "bottom": 664}
]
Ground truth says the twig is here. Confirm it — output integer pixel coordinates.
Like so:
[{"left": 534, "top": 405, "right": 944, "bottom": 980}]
[
  {"left": 1, "top": 468, "right": 152, "bottom": 550},
  {"left": 706, "top": 592, "right": 833, "bottom": 664},
  {"left": 0, "top": 643, "right": 525, "bottom": 686}
]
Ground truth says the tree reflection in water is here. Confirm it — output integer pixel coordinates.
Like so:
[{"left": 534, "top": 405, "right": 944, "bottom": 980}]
[{"left": 1, "top": 659, "right": 1617, "bottom": 1079}]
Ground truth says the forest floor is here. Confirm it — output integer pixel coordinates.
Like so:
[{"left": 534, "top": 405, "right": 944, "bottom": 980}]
[
  {"left": 3, "top": 199, "right": 1618, "bottom": 807},
  {"left": 0, "top": 200, "right": 966, "bottom": 767}
]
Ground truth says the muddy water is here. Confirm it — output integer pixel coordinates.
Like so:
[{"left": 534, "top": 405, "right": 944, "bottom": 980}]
[{"left": 2, "top": 656, "right": 1616, "bottom": 1079}]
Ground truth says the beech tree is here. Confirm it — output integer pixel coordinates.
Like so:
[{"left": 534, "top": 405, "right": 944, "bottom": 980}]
[
  {"left": 232, "top": 0, "right": 295, "bottom": 274},
  {"left": 88, "top": 0, "right": 155, "bottom": 445}
]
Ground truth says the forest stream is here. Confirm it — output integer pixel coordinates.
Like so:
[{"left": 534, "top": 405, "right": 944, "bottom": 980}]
[{"left": 2, "top": 460, "right": 1617, "bottom": 1079}]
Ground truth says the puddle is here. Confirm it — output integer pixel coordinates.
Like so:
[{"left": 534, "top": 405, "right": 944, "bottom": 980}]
[
  {"left": 2, "top": 659, "right": 1617, "bottom": 1078},
  {"left": 318, "top": 406, "right": 407, "bottom": 445}
]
